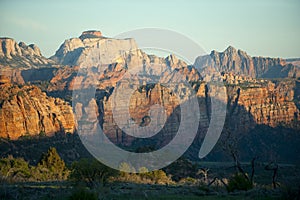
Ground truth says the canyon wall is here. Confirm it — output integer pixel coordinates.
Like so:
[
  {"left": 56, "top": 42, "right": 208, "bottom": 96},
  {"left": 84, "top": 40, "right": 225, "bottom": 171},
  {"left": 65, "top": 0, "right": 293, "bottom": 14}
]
[{"left": 0, "top": 79, "right": 75, "bottom": 139}]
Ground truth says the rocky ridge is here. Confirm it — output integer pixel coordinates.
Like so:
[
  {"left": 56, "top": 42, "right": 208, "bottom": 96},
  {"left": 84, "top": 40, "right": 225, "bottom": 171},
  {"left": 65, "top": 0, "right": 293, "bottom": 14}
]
[
  {"left": 0, "top": 38, "right": 55, "bottom": 68},
  {"left": 194, "top": 46, "right": 300, "bottom": 78},
  {"left": 0, "top": 77, "right": 75, "bottom": 139}
]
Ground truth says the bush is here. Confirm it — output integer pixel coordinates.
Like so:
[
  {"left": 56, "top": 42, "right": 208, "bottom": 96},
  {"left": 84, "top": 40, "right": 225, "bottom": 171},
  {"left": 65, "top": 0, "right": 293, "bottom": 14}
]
[
  {"left": 178, "top": 177, "right": 198, "bottom": 185},
  {"left": 119, "top": 162, "right": 136, "bottom": 174},
  {"left": 227, "top": 173, "right": 253, "bottom": 192},
  {"left": 114, "top": 165, "right": 173, "bottom": 185},
  {"left": 0, "top": 155, "right": 32, "bottom": 182},
  {"left": 70, "top": 158, "right": 118, "bottom": 187},
  {"left": 142, "top": 170, "right": 173, "bottom": 184},
  {"left": 163, "top": 157, "right": 197, "bottom": 181}
]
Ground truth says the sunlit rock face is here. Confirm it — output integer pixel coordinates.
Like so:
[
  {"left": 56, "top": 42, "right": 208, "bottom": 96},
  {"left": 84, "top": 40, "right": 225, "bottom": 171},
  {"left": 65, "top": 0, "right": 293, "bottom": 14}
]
[
  {"left": 0, "top": 84, "right": 75, "bottom": 140},
  {"left": 0, "top": 37, "right": 54, "bottom": 68},
  {"left": 50, "top": 31, "right": 139, "bottom": 66}
]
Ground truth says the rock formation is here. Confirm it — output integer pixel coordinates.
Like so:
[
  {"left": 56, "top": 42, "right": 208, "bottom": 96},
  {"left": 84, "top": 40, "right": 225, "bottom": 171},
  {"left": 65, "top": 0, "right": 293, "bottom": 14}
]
[
  {"left": 286, "top": 58, "right": 300, "bottom": 67},
  {"left": 79, "top": 30, "right": 103, "bottom": 40},
  {"left": 194, "top": 46, "right": 300, "bottom": 78},
  {"left": 99, "top": 76, "right": 299, "bottom": 146},
  {"left": 0, "top": 31, "right": 299, "bottom": 145},
  {"left": 225, "top": 78, "right": 299, "bottom": 131},
  {"left": 0, "top": 84, "right": 75, "bottom": 139},
  {"left": 46, "top": 32, "right": 299, "bottom": 146},
  {"left": 0, "top": 75, "right": 11, "bottom": 85},
  {"left": 0, "top": 38, "right": 54, "bottom": 68},
  {"left": 50, "top": 31, "right": 138, "bottom": 66}
]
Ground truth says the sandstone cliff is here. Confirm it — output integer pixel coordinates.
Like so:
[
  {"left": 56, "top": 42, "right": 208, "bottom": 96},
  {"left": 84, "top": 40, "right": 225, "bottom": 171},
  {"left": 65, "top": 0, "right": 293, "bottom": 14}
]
[
  {"left": 226, "top": 79, "right": 299, "bottom": 132},
  {"left": 0, "top": 66, "right": 25, "bottom": 85},
  {"left": 50, "top": 31, "right": 138, "bottom": 66},
  {"left": 0, "top": 81, "right": 75, "bottom": 140},
  {"left": 98, "top": 76, "right": 299, "bottom": 146},
  {"left": 0, "top": 38, "right": 57, "bottom": 84}
]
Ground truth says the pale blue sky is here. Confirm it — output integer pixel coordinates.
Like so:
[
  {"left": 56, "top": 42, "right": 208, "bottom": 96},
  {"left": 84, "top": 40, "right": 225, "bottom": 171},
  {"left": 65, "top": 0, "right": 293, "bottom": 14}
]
[{"left": 0, "top": 0, "right": 299, "bottom": 59}]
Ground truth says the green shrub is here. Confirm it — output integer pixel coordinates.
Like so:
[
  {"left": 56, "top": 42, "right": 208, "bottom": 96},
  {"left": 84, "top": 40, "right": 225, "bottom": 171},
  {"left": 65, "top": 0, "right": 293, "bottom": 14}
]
[
  {"left": 114, "top": 165, "right": 173, "bottom": 185},
  {"left": 178, "top": 177, "right": 198, "bottom": 185},
  {"left": 0, "top": 148, "right": 70, "bottom": 182},
  {"left": 0, "top": 155, "right": 32, "bottom": 182},
  {"left": 227, "top": 173, "right": 253, "bottom": 192},
  {"left": 70, "top": 158, "right": 118, "bottom": 187}
]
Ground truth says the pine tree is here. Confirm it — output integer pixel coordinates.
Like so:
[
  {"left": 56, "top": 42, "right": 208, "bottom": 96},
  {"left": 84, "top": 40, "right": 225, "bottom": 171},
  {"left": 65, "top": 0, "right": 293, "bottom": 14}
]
[{"left": 35, "top": 147, "right": 69, "bottom": 181}]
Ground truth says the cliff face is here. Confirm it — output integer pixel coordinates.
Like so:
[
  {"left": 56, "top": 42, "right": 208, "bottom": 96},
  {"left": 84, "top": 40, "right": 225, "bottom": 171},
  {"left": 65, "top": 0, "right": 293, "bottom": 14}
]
[
  {"left": 98, "top": 76, "right": 299, "bottom": 146},
  {"left": 226, "top": 79, "right": 299, "bottom": 132},
  {"left": 100, "top": 83, "right": 181, "bottom": 146},
  {"left": 0, "top": 38, "right": 54, "bottom": 68},
  {"left": 0, "top": 66, "right": 25, "bottom": 85},
  {"left": 194, "top": 46, "right": 300, "bottom": 78},
  {"left": 50, "top": 31, "right": 138, "bottom": 66},
  {"left": 0, "top": 38, "right": 57, "bottom": 85},
  {"left": 0, "top": 83, "right": 75, "bottom": 140},
  {"left": 47, "top": 32, "right": 299, "bottom": 146}
]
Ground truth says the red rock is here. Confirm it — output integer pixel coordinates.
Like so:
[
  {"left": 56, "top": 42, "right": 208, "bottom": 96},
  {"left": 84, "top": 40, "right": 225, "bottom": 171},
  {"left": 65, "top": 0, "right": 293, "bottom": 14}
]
[{"left": 0, "top": 84, "right": 75, "bottom": 139}]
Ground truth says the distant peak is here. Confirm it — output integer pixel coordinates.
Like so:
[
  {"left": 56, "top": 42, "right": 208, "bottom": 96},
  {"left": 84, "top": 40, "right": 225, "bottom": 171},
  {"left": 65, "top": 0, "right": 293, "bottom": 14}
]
[
  {"left": 79, "top": 30, "right": 103, "bottom": 40},
  {"left": 210, "top": 50, "right": 218, "bottom": 56},
  {"left": 225, "top": 45, "right": 237, "bottom": 52},
  {"left": 209, "top": 46, "right": 238, "bottom": 56}
]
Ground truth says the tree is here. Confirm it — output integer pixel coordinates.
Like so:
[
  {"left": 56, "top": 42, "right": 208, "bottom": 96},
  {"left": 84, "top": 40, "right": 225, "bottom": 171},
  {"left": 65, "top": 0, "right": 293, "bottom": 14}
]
[
  {"left": 265, "top": 162, "right": 279, "bottom": 189},
  {"left": 219, "top": 126, "right": 257, "bottom": 192},
  {"left": 0, "top": 155, "right": 32, "bottom": 182},
  {"left": 35, "top": 147, "right": 69, "bottom": 181},
  {"left": 70, "top": 158, "right": 118, "bottom": 188},
  {"left": 221, "top": 127, "right": 256, "bottom": 182}
]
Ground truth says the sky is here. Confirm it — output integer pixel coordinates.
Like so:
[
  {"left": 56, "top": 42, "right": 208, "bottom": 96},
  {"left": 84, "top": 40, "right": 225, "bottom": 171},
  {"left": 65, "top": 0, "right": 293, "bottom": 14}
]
[{"left": 0, "top": 0, "right": 299, "bottom": 59}]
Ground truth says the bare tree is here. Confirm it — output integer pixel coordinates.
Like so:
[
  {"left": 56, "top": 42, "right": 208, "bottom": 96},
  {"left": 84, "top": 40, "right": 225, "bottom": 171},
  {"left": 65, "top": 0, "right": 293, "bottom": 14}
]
[
  {"left": 265, "top": 162, "right": 279, "bottom": 189},
  {"left": 221, "top": 126, "right": 257, "bottom": 184}
]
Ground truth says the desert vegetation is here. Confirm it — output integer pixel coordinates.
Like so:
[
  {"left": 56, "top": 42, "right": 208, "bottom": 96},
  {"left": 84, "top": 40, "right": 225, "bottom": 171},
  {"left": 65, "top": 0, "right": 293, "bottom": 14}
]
[{"left": 1, "top": 146, "right": 300, "bottom": 200}]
